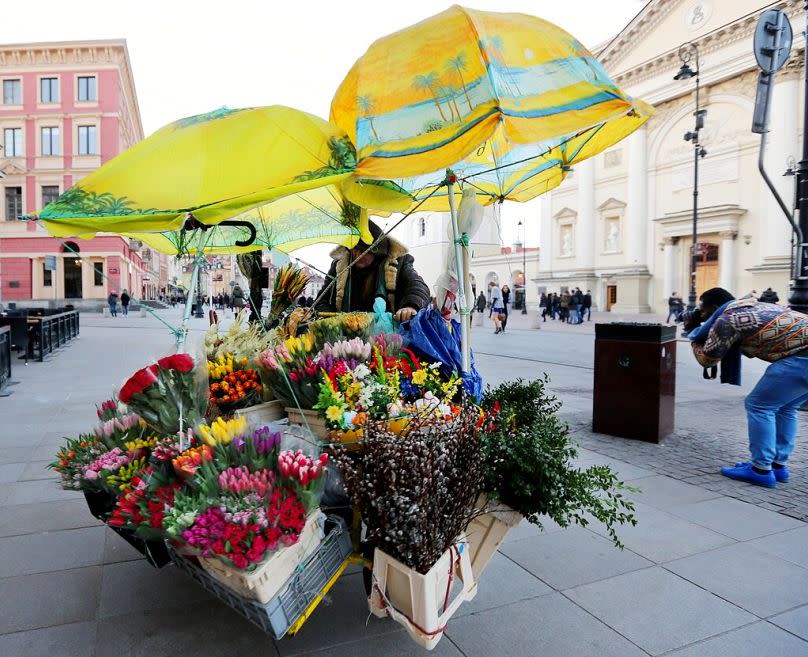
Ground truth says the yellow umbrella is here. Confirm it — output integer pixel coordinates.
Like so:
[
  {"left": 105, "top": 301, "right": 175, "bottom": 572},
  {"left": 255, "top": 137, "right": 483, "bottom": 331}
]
[
  {"left": 331, "top": 5, "right": 653, "bottom": 371},
  {"left": 38, "top": 105, "right": 407, "bottom": 246},
  {"left": 332, "top": 4, "right": 651, "bottom": 205}
]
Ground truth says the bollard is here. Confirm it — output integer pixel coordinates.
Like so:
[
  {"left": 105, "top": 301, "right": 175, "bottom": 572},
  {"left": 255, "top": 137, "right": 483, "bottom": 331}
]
[{"left": 102, "top": 307, "right": 110, "bottom": 318}]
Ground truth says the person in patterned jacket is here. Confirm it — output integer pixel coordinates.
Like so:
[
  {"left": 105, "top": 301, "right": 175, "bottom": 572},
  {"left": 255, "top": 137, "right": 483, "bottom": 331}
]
[{"left": 684, "top": 287, "right": 808, "bottom": 488}]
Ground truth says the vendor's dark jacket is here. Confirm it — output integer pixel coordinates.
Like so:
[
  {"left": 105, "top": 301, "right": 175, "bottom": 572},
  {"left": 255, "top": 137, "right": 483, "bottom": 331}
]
[{"left": 318, "top": 234, "right": 431, "bottom": 313}]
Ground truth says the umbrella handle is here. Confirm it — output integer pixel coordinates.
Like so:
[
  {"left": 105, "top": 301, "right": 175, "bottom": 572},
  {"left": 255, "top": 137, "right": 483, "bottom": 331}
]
[{"left": 218, "top": 220, "right": 257, "bottom": 247}]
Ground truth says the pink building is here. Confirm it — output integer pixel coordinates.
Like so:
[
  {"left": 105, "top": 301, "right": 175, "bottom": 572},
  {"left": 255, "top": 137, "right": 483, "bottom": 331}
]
[{"left": 0, "top": 39, "right": 165, "bottom": 306}]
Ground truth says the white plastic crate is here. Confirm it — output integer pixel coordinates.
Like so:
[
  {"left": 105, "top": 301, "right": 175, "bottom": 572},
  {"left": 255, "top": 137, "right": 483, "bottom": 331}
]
[
  {"left": 465, "top": 494, "right": 522, "bottom": 581},
  {"left": 235, "top": 399, "right": 284, "bottom": 426},
  {"left": 199, "top": 511, "right": 325, "bottom": 604},
  {"left": 369, "top": 533, "right": 476, "bottom": 650}
]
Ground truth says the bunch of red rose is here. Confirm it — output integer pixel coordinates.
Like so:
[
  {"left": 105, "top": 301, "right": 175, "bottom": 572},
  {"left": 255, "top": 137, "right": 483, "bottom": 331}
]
[{"left": 118, "top": 354, "right": 207, "bottom": 434}]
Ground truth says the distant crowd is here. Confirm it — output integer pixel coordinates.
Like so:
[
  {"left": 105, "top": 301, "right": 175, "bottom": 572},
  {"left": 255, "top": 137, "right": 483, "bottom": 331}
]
[{"left": 538, "top": 289, "right": 592, "bottom": 324}]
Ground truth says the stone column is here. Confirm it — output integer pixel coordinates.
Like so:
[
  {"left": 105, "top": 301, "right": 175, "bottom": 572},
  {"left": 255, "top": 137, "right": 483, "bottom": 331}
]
[
  {"left": 663, "top": 237, "right": 678, "bottom": 298},
  {"left": 539, "top": 194, "right": 552, "bottom": 272},
  {"left": 626, "top": 126, "right": 648, "bottom": 267},
  {"left": 719, "top": 231, "right": 738, "bottom": 293},
  {"left": 576, "top": 159, "right": 595, "bottom": 269},
  {"left": 762, "top": 75, "right": 799, "bottom": 261}
]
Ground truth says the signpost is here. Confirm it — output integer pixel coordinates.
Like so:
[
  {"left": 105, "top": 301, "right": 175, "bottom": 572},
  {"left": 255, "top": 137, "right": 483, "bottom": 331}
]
[{"left": 753, "top": 7, "right": 808, "bottom": 310}]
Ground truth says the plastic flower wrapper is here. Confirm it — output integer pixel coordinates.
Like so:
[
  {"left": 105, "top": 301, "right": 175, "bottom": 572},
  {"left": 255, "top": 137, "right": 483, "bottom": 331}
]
[
  {"left": 266, "top": 263, "right": 310, "bottom": 324},
  {"left": 258, "top": 336, "right": 322, "bottom": 408},
  {"left": 118, "top": 351, "right": 208, "bottom": 435},
  {"left": 308, "top": 312, "right": 372, "bottom": 350},
  {"left": 205, "top": 309, "right": 274, "bottom": 362}
]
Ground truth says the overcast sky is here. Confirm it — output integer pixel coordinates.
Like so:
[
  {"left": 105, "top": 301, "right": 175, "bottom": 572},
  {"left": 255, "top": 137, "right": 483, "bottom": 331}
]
[{"left": 2, "top": 0, "right": 645, "bottom": 263}]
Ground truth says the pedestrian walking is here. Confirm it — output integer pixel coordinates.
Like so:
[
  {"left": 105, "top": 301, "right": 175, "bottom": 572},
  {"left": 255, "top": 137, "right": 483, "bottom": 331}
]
[
  {"left": 120, "top": 290, "right": 130, "bottom": 316},
  {"left": 476, "top": 291, "right": 486, "bottom": 314},
  {"left": 666, "top": 292, "right": 684, "bottom": 323},
  {"left": 540, "top": 293, "right": 548, "bottom": 321},
  {"left": 685, "top": 287, "right": 808, "bottom": 488},
  {"left": 231, "top": 284, "right": 246, "bottom": 313},
  {"left": 570, "top": 288, "right": 583, "bottom": 324},
  {"left": 559, "top": 292, "right": 570, "bottom": 323},
  {"left": 582, "top": 290, "right": 592, "bottom": 321},
  {"left": 488, "top": 281, "right": 504, "bottom": 334},
  {"left": 108, "top": 291, "right": 119, "bottom": 317},
  {"left": 501, "top": 285, "right": 511, "bottom": 332}
]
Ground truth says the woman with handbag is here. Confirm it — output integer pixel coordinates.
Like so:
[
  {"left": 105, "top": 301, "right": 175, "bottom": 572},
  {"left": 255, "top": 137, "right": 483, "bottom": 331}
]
[{"left": 488, "top": 281, "right": 504, "bottom": 334}]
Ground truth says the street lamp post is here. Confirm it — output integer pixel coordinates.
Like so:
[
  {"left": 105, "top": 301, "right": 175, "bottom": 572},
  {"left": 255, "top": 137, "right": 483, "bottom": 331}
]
[
  {"left": 517, "top": 219, "right": 527, "bottom": 314},
  {"left": 674, "top": 42, "right": 707, "bottom": 313}
]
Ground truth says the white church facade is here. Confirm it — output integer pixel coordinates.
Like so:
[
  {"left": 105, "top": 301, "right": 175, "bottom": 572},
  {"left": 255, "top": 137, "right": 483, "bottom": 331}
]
[{"left": 536, "top": 0, "right": 803, "bottom": 312}]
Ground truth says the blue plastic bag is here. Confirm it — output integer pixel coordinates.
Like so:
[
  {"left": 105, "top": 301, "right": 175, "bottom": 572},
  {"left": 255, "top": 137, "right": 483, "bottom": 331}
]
[{"left": 399, "top": 307, "right": 484, "bottom": 401}]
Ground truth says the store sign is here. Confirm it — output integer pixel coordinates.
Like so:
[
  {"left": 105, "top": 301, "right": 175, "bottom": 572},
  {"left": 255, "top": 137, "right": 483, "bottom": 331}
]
[{"left": 44, "top": 255, "right": 57, "bottom": 271}]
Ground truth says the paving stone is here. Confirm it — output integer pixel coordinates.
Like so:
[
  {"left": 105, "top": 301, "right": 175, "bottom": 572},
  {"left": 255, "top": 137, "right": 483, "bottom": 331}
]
[
  {"left": 770, "top": 604, "right": 808, "bottom": 641},
  {"left": 295, "top": 631, "right": 465, "bottom": 656},
  {"left": 0, "top": 462, "right": 25, "bottom": 483},
  {"left": 746, "top": 525, "right": 808, "bottom": 569},
  {"left": 0, "top": 566, "right": 101, "bottom": 634},
  {"left": 666, "top": 543, "right": 808, "bottom": 617},
  {"left": 626, "top": 475, "right": 721, "bottom": 509},
  {"left": 0, "top": 525, "right": 106, "bottom": 577},
  {"left": 0, "top": 620, "right": 97, "bottom": 657},
  {"left": 566, "top": 566, "right": 755, "bottom": 655},
  {"left": 19, "top": 460, "right": 57, "bottom": 481},
  {"left": 103, "top": 527, "right": 147, "bottom": 564},
  {"left": 98, "top": 559, "right": 213, "bottom": 618},
  {"left": 662, "top": 497, "right": 804, "bottom": 540},
  {"left": 503, "top": 515, "right": 566, "bottom": 543},
  {"left": 447, "top": 593, "right": 648, "bottom": 657},
  {"left": 456, "top": 551, "right": 553, "bottom": 617},
  {"left": 665, "top": 622, "right": 808, "bottom": 657},
  {"left": 0, "top": 498, "right": 98, "bottom": 537},
  {"left": 0, "top": 446, "right": 35, "bottom": 465},
  {"left": 586, "top": 501, "right": 735, "bottom": 563},
  {"left": 0, "top": 478, "right": 78, "bottom": 506},
  {"left": 499, "top": 526, "right": 652, "bottom": 590},
  {"left": 95, "top": 601, "right": 279, "bottom": 657},
  {"left": 277, "top": 574, "right": 402, "bottom": 656}
]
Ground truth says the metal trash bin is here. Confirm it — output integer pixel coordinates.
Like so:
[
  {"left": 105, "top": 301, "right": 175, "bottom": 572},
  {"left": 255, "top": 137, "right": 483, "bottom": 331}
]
[{"left": 592, "top": 323, "right": 676, "bottom": 443}]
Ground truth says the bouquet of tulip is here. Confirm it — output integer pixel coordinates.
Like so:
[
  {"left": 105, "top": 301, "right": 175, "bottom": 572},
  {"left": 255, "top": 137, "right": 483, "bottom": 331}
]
[
  {"left": 207, "top": 353, "right": 263, "bottom": 412},
  {"left": 107, "top": 469, "right": 182, "bottom": 539},
  {"left": 119, "top": 353, "right": 207, "bottom": 435},
  {"left": 258, "top": 334, "right": 322, "bottom": 407},
  {"left": 48, "top": 435, "right": 109, "bottom": 490},
  {"left": 308, "top": 312, "right": 373, "bottom": 349},
  {"left": 267, "top": 263, "right": 310, "bottom": 324}
]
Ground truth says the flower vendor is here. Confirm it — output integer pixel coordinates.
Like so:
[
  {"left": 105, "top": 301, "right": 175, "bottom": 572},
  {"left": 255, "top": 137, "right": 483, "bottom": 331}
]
[{"left": 317, "top": 221, "right": 431, "bottom": 322}]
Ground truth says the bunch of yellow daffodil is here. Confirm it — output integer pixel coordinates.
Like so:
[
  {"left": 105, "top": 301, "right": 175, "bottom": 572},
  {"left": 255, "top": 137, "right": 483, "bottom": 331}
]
[{"left": 196, "top": 416, "right": 248, "bottom": 447}]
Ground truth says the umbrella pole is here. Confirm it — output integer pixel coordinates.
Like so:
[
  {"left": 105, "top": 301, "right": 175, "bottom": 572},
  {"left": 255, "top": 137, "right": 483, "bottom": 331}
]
[
  {"left": 446, "top": 172, "right": 470, "bottom": 373},
  {"left": 176, "top": 230, "right": 207, "bottom": 353}
]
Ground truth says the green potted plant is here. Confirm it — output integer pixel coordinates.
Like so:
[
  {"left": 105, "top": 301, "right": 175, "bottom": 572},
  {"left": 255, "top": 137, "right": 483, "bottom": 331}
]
[{"left": 469, "top": 377, "right": 637, "bottom": 578}]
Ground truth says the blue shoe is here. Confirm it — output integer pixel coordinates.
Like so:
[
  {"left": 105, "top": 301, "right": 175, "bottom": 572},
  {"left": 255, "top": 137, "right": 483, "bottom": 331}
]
[
  {"left": 735, "top": 461, "right": 789, "bottom": 483},
  {"left": 721, "top": 463, "right": 776, "bottom": 488}
]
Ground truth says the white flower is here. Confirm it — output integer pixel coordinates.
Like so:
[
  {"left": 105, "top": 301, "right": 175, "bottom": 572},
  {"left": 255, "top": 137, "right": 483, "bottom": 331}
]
[{"left": 353, "top": 364, "right": 371, "bottom": 380}]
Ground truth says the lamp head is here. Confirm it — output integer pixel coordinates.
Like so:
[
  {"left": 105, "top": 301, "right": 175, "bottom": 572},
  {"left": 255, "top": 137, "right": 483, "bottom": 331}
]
[{"left": 674, "top": 63, "right": 696, "bottom": 80}]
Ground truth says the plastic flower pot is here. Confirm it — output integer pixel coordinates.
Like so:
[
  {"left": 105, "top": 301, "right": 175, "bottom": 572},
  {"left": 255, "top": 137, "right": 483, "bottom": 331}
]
[
  {"left": 199, "top": 511, "right": 325, "bottom": 604},
  {"left": 368, "top": 533, "right": 476, "bottom": 650},
  {"left": 464, "top": 494, "right": 523, "bottom": 582},
  {"left": 83, "top": 489, "right": 117, "bottom": 520}
]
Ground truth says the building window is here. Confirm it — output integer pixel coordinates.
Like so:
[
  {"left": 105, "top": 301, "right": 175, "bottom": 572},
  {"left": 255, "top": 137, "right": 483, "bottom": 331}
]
[
  {"left": 43, "top": 263, "right": 53, "bottom": 287},
  {"left": 77, "top": 125, "right": 97, "bottom": 155},
  {"left": 41, "top": 127, "right": 60, "bottom": 156},
  {"left": 40, "top": 77, "right": 59, "bottom": 103},
  {"left": 604, "top": 216, "right": 621, "bottom": 253},
  {"left": 419, "top": 217, "right": 426, "bottom": 237},
  {"left": 93, "top": 261, "right": 104, "bottom": 286},
  {"left": 2, "top": 79, "right": 21, "bottom": 105},
  {"left": 4, "top": 187, "right": 23, "bottom": 221},
  {"left": 42, "top": 185, "right": 60, "bottom": 207},
  {"left": 77, "top": 76, "right": 97, "bottom": 102},
  {"left": 559, "top": 224, "right": 574, "bottom": 257},
  {"left": 3, "top": 128, "right": 23, "bottom": 157}
]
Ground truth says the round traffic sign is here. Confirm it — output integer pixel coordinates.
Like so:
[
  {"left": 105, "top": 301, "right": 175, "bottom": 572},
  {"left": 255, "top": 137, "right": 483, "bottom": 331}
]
[{"left": 754, "top": 9, "right": 793, "bottom": 73}]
